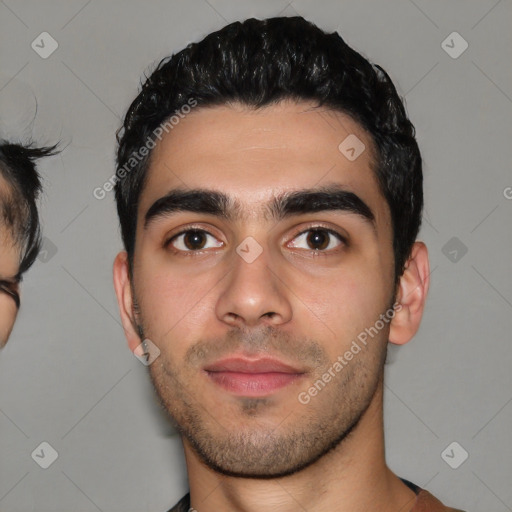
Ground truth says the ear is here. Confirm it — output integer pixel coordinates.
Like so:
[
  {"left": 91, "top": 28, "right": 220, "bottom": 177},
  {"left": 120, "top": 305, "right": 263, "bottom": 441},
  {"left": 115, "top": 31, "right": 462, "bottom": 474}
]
[
  {"left": 388, "top": 241, "right": 430, "bottom": 346},
  {"left": 113, "top": 251, "right": 142, "bottom": 352}
]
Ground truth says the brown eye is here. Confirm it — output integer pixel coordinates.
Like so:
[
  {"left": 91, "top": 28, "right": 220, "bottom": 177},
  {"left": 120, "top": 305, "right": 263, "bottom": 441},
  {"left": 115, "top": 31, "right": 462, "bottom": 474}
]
[
  {"left": 306, "top": 230, "right": 330, "bottom": 250},
  {"left": 183, "top": 231, "right": 207, "bottom": 250},
  {"left": 168, "top": 229, "right": 223, "bottom": 252},
  {"left": 289, "top": 228, "right": 344, "bottom": 252}
]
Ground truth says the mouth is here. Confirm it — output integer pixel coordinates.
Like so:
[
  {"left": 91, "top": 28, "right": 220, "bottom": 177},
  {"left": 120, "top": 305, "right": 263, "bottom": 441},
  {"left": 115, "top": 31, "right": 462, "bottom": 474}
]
[{"left": 203, "top": 356, "right": 306, "bottom": 397}]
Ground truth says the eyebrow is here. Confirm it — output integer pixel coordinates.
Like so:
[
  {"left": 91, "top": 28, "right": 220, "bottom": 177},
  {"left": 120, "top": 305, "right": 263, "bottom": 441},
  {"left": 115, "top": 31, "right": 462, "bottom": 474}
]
[{"left": 144, "top": 184, "right": 376, "bottom": 233}]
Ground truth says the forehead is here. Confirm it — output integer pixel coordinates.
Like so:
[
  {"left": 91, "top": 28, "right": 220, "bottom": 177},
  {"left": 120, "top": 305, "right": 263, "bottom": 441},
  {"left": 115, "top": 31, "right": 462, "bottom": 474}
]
[
  {"left": 0, "top": 175, "right": 21, "bottom": 277},
  {"left": 138, "top": 101, "right": 389, "bottom": 229}
]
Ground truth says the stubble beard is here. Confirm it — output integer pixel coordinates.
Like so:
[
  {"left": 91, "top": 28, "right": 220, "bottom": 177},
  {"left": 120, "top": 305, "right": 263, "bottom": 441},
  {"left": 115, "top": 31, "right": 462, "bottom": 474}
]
[{"left": 145, "top": 327, "right": 388, "bottom": 479}]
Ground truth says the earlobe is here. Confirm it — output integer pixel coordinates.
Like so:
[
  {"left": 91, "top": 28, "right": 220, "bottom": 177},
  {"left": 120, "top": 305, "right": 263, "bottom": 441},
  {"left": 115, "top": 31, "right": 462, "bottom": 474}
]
[
  {"left": 388, "top": 241, "right": 430, "bottom": 346},
  {"left": 113, "top": 251, "right": 141, "bottom": 352}
]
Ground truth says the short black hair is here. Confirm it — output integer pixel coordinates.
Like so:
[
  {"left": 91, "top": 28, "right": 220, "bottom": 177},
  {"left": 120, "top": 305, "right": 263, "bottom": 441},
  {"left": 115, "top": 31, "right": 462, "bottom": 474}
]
[
  {"left": 115, "top": 16, "right": 423, "bottom": 283},
  {"left": 0, "top": 141, "right": 58, "bottom": 277}
]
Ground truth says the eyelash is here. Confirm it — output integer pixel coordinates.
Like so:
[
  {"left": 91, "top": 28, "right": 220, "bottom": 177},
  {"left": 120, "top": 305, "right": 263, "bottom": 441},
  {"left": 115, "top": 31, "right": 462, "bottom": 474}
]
[{"left": 164, "top": 225, "right": 347, "bottom": 256}]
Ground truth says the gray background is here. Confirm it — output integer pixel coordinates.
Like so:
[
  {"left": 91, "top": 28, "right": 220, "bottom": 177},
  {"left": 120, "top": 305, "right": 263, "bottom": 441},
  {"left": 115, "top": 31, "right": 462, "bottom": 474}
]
[{"left": 0, "top": 0, "right": 511, "bottom": 510}]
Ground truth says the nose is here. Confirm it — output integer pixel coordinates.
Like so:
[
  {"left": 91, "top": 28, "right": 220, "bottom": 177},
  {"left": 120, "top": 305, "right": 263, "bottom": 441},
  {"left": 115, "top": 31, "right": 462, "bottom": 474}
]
[{"left": 215, "top": 247, "right": 293, "bottom": 329}]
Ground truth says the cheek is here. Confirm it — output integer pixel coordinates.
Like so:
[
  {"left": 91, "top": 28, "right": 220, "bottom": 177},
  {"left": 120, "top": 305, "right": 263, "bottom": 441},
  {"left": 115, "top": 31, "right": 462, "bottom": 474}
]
[
  {"left": 293, "top": 266, "right": 390, "bottom": 352},
  {"left": 134, "top": 262, "right": 218, "bottom": 345}
]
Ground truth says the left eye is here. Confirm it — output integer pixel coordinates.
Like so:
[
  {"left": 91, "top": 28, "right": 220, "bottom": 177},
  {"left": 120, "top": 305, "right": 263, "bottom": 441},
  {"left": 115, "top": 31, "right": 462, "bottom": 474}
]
[
  {"left": 288, "top": 228, "right": 344, "bottom": 251},
  {"left": 169, "top": 230, "right": 223, "bottom": 251},
  {"left": 0, "top": 280, "right": 20, "bottom": 308}
]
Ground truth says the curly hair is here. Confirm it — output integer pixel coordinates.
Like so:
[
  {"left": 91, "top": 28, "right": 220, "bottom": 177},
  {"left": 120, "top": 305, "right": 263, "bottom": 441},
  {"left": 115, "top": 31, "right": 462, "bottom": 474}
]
[{"left": 115, "top": 16, "right": 423, "bottom": 283}]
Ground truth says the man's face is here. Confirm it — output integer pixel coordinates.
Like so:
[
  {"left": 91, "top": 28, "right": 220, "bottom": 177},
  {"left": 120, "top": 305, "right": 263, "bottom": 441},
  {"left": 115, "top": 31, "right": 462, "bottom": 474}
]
[{"left": 123, "top": 101, "right": 397, "bottom": 477}]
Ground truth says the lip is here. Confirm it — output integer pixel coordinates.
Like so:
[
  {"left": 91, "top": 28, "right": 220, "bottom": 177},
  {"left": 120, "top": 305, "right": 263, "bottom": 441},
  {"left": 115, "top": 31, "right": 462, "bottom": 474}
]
[
  {"left": 204, "top": 356, "right": 306, "bottom": 396},
  {"left": 204, "top": 357, "right": 303, "bottom": 374}
]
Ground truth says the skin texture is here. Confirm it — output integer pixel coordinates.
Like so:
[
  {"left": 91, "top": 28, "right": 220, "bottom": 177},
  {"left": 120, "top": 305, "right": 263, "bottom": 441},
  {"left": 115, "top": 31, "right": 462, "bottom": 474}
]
[
  {"left": 114, "top": 100, "right": 430, "bottom": 512},
  {"left": 0, "top": 178, "right": 20, "bottom": 347},
  {"left": 0, "top": 231, "right": 20, "bottom": 347}
]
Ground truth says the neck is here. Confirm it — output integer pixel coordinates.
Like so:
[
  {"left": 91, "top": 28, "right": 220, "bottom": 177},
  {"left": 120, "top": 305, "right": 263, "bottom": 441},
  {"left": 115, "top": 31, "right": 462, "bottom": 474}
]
[{"left": 182, "top": 380, "right": 417, "bottom": 512}]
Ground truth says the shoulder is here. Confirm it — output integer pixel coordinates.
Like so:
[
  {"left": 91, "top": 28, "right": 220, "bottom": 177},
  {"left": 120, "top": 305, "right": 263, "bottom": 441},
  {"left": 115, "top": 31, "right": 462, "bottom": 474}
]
[
  {"left": 412, "top": 488, "right": 466, "bottom": 512},
  {"left": 400, "top": 477, "right": 465, "bottom": 512},
  {"left": 166, "top": 492, "right": 191, "bottom": 512}
]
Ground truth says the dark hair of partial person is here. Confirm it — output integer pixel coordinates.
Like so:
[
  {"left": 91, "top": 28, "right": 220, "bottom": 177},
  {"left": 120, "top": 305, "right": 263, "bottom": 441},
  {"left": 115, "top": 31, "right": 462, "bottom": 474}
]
[
  {"left": 0, "top": 140, "right": 58, "bottom": 278},
  {"left": 115, "top": 16, "right": 423, "bottom": 284}
]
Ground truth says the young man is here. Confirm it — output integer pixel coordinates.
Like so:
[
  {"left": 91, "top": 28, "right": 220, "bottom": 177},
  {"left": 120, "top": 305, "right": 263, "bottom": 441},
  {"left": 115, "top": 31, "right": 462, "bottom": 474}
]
[
  {"left": 0, "top": 141, "right": 56, "bottom": 348},
  {"left": 113, "top": 17, "right": 465, "bottom": 512}
]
